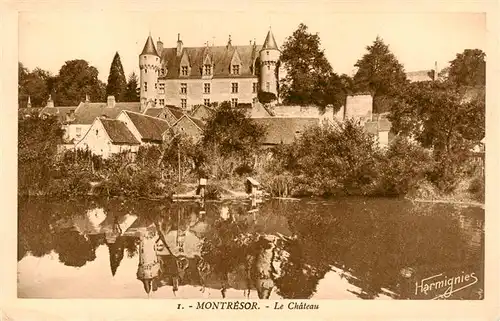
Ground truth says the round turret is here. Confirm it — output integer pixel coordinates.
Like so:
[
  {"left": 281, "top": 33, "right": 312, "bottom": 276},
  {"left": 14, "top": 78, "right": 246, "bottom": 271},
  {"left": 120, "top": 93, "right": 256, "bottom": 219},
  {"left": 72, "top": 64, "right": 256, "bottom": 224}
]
[
  {"left": 139, "top": 35, "right": 160, "bottom": 108},
  {"left": 259, "top": 29, "right": 280, "bottom": 98}
]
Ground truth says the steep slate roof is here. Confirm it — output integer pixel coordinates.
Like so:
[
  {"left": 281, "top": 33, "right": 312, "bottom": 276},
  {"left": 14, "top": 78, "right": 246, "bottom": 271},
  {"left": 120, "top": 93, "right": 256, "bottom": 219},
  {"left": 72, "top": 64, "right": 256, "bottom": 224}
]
[
  {"left": 141, "top": 35, "right": 159, "bottom": 56},
  {"left": 173, "top": 115, "right": 206, "bottom": 130},
  {"left": 99, "top": 118, "right": 141, "bottom": 145},
  {"left": 252, "top": 117, "right": 318, "bottom": 145},
  {"left": 124, "top": 111, "right": 171, "bottom": 142},
  {"left": 190, "top": 104, "right": 215, "bottom": 117},
  {"left": 159, "top": 44, "right": 262, "bottom": 79},
  {"left": 166, "top": 106, "right": 186, "bottom": 119},
  {"left": 39, "top": 106, "right": 78, "bottom": 123},
  {"left": 143, "top": 107, "right": 164, "bottom": 117},
  {"left": 406, "top": 70, "right": 435, "bottom": 82},
  {"left": 74, "top": 102, "right": 141, "bottom": 124},
  {"left": 262, "top": 30, "right": 279, "bottom": 50}
]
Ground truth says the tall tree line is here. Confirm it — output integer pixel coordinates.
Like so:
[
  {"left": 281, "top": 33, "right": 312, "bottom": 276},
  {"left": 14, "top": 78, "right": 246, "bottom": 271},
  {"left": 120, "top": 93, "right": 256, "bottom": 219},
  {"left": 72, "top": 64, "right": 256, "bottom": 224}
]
[{"left": 19, "top": 52, "right": 140, "bottom": 108}]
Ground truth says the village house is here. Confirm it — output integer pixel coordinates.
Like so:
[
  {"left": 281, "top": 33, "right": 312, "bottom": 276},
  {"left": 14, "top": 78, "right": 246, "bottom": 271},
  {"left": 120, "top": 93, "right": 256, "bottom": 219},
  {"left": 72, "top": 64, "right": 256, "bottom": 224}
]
[
  {"left": 38, "top": 95, "right": 78, "bottom": 124},
  {"left": 164, "top": 114, "right": 206, "bottom": 143},
  {"left": 63, "top": 96, "right": 144, "bottom": 144},
  {"left": 189, "top": 104, "right": 215, "bottom": 120},
  {"left": 75, "top": 117, "right": 141, "bottom": 159},
  {"left": 116, "top": 110, "right": 172, "bottom": 145}
]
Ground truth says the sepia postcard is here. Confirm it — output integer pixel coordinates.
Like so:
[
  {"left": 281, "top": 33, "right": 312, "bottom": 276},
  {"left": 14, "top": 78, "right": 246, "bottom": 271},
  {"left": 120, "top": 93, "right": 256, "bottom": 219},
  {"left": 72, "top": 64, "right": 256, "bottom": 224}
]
[{"left": 1, "top": 0, "right": 499, "bottom": 320}]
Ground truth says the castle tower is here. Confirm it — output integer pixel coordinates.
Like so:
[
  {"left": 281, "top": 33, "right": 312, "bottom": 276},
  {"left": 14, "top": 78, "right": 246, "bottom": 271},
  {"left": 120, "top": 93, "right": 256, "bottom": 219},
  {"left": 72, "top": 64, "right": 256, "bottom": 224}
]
[
  {"left": 139, "top": 34, "right": 160, "bottom": 111},
  {"left": 259, "top": 29, "right": 280, "bottom": 97},
  {"left": 136, "top": 228, "right": 161, "bottom": 296}
]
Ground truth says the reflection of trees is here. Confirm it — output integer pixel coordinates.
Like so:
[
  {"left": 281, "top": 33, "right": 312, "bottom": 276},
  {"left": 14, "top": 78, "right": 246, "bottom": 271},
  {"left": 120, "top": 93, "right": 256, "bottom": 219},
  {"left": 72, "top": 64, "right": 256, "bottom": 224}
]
[
  {"left": 18, "top": 198, "right": 56, "bottom": 260},
  {"left": 285, "top": 199, "right": 477, "bottom": 298},
  {"left": 123, "top": 236, "right": 139, "bottom": 258},
  {"left": 53, "top": 228, "right": 98, "bottom": 267}
]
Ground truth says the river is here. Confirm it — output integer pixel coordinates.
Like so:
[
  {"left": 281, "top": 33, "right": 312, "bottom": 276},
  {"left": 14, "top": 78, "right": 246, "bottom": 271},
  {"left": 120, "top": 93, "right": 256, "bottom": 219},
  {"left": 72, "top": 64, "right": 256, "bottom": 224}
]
[{"left": 17, "top": 196, "right": 484, "bottom": 300}]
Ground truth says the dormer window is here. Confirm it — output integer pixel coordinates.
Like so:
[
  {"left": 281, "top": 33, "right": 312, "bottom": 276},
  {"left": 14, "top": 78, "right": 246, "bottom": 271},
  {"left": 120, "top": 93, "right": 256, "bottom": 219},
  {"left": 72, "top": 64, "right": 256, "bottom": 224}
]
[
  {"left": 232, "top": 65, "right": 240, "bottom": 75},
  {"left": 204, "top": 65, "right": 212, "bottom": 76},
  {"left": 181, "top": 66, "right": 189, "bottom": 76}
]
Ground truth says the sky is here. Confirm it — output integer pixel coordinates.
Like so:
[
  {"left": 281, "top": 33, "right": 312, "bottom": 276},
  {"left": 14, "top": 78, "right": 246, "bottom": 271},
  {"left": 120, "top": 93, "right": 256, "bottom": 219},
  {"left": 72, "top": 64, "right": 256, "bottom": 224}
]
[{"left": 18, "top": 2, "right": 487, "bottom": 83}]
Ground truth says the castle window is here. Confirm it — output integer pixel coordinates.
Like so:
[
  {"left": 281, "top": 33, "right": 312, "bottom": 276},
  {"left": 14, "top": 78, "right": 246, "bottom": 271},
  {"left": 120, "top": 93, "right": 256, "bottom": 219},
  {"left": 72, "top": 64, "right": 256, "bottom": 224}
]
[
  {"left": 204, "top": 83, "right": 211, "bottom": 94},
  {"left": 155, "top": 83, "right": 157, "bottom": 89},
  {"left": 145, "top": 69, "right": 147, "bottom": 74},
  {"left": 96, "top": 129, "right": 99, "bottom": 136},
  {"left": 232, "top": 65, "right": 240, "bottom": 75},
  {"left": 181, "top": 66, "right": 188, "bottom": 76},
  {"left": 145, "top": 82, "right": 148, "bottom": 92},
  {"left": 159, "top": 83, "right": 165, "bottom": 94},
  {"left": 231, "top": 98, "right": 238, "bottom": 107},
  {"left": 204, "top": 99, "right": 210, "bottom": 106},
  {"left": 161, "top": 68, "right": 165, "bottom": 75},
  {"left": 204, "top": 65, "right": 212, "bottom": 76},
  {"left": 267, "top": 51, "right": 269, "bottom": 56},
  {"left": 267, "top": 65, "right": 270, "bottom": 71},
  {"left": 155, "top": 99, "right": 157, "bottom": 104},
  {"left": 181, "top": 83, "right": 187, "bottom": 94},
  {"left": 181, "top": 99, "right": 187, "bottom": 109},
  {"left": 266, "top": 82, "right": 270, "bottom": 92},
  {"left": 253, "top": 82, "right": 258, "bottom": 93},
  {"left": 231, "top": 83, "right": 238, "bottom": 93},
  {"left": 159, "top": 99, "right": 165, "bottom": 106}
]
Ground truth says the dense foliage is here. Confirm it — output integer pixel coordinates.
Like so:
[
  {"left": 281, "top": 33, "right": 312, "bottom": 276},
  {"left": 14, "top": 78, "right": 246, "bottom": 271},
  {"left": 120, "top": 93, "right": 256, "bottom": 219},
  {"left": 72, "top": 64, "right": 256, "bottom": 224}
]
[
  {"left": 124, "top": 72, "right": 140, "bottom": 102},
  {"left": 18, "top": 63, "right": 53, "bottom": 108},
  {"left": 280, "top": 23, "right": 345, "bottom": 108},
  {"left": 52, "top": 59, "right": 106, "bottom": 106},
  {"left": 106, "top": 52, "right": 128, "bottom": 101}
]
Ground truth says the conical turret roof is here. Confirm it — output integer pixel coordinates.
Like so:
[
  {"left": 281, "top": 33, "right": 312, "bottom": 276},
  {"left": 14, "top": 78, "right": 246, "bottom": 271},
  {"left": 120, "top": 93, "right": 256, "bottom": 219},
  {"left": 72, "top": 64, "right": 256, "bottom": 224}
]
[
  {"left": 262, "top": 29, "right": 278, "bottom": 50},
  {"left": 141, "top": 35, "right": 159, "bottom": 56}
]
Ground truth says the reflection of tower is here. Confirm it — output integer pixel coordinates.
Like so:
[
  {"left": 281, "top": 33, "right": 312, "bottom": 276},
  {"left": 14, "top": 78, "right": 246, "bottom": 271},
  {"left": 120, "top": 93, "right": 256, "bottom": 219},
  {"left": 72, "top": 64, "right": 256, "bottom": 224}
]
[
  {"left": 136, "top": 228, "right": 161, "bottom": 295},
  {"left": 107, "top": 239, "right": 125, "bottom": 276}
]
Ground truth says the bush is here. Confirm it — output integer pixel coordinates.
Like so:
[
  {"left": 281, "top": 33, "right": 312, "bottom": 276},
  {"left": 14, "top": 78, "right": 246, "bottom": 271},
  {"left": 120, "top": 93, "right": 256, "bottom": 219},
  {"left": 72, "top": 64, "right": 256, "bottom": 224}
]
[
  {"left": 377, "top": 136, "right": 434, "bottom": 196},
  {"left": 288, "top": 120, "right": 381, "bottom": 196},
  {"left": 258, "top": 91, "right": 277, "bottom": 104},
  {"left": 468, "top": 175, "right": 484, "bottom": 202}
]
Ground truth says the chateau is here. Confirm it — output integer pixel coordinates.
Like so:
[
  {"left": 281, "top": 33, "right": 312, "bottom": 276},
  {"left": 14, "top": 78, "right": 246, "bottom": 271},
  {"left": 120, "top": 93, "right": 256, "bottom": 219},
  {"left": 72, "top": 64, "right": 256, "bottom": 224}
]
[{"left": 139, "top": 30, "right": 280, "bottom": 111}]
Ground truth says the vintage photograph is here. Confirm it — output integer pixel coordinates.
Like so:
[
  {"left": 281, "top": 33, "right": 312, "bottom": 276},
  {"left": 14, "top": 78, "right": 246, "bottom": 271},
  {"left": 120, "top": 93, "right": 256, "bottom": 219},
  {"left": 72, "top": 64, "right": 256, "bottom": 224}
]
[{"left": 16, "top": 8, "right": 485, "bottom": 300}]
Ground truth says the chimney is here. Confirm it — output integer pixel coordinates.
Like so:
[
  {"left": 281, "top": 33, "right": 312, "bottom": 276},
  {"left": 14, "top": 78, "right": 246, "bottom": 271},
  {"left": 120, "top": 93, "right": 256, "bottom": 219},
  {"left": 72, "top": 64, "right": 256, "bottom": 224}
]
[
  {"left": 46, "top": 94, "right": 54, "bottom": 108},
  {"left": 107, "top": 95, "right": 116, "bottom": 108},
  {"left": 157, "top": 37, "right": 163, "bottom": 56},
  {"left": 176, "top": 33, "right": 183, "bottom": 56},
  {"left": 27, "top": 95, "right": 31, "bottom": 108},
  {"left": 85, "top": 94, "right": 90, "bottom": 103}
]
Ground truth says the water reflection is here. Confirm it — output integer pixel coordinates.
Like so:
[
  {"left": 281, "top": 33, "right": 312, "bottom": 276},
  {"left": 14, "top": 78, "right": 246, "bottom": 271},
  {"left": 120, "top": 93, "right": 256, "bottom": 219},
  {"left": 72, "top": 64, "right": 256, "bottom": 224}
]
[{"left": 18, "top": 197, "right": 484, "bottom": 299}]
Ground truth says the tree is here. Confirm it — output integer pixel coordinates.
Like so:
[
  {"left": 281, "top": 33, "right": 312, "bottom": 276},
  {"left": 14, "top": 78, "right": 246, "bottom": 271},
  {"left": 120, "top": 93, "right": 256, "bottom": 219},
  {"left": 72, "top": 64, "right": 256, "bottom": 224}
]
[
  {"left": 106, "top": 52, "right": 127, "bottom": 101},
  {"left": 52, "top": 60, "right": 105, "bottom": 106},
  {"left": 202, "top": 101, "right": 266, "bottom": 157},
  {"left": 18, "top": 63, "right": 53, "bottom": 108},
  {"left": 447, "top": 49, "right": 486, "bottom": 87},
  {"left": 124, "top": 72, "right": 140, "bottom": 102},
  {"left": 353, "top": 36, "right": 407, "bottom": 112},
  {"left": 389, "top": 81, "right": 485, "bottom": 191},
  {"left": 280, "top": 23, "right": 345, "bottom": 109},
  {"left": 18, "top": 114, "right": 65, "bottom": 195}
]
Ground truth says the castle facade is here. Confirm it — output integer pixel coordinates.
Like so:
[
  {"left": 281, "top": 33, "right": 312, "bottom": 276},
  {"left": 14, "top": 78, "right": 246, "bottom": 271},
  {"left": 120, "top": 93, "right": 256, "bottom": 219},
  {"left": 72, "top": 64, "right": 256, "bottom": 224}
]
[{"left": 139, "top": 30, "right": 280, "bottom": 111}]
